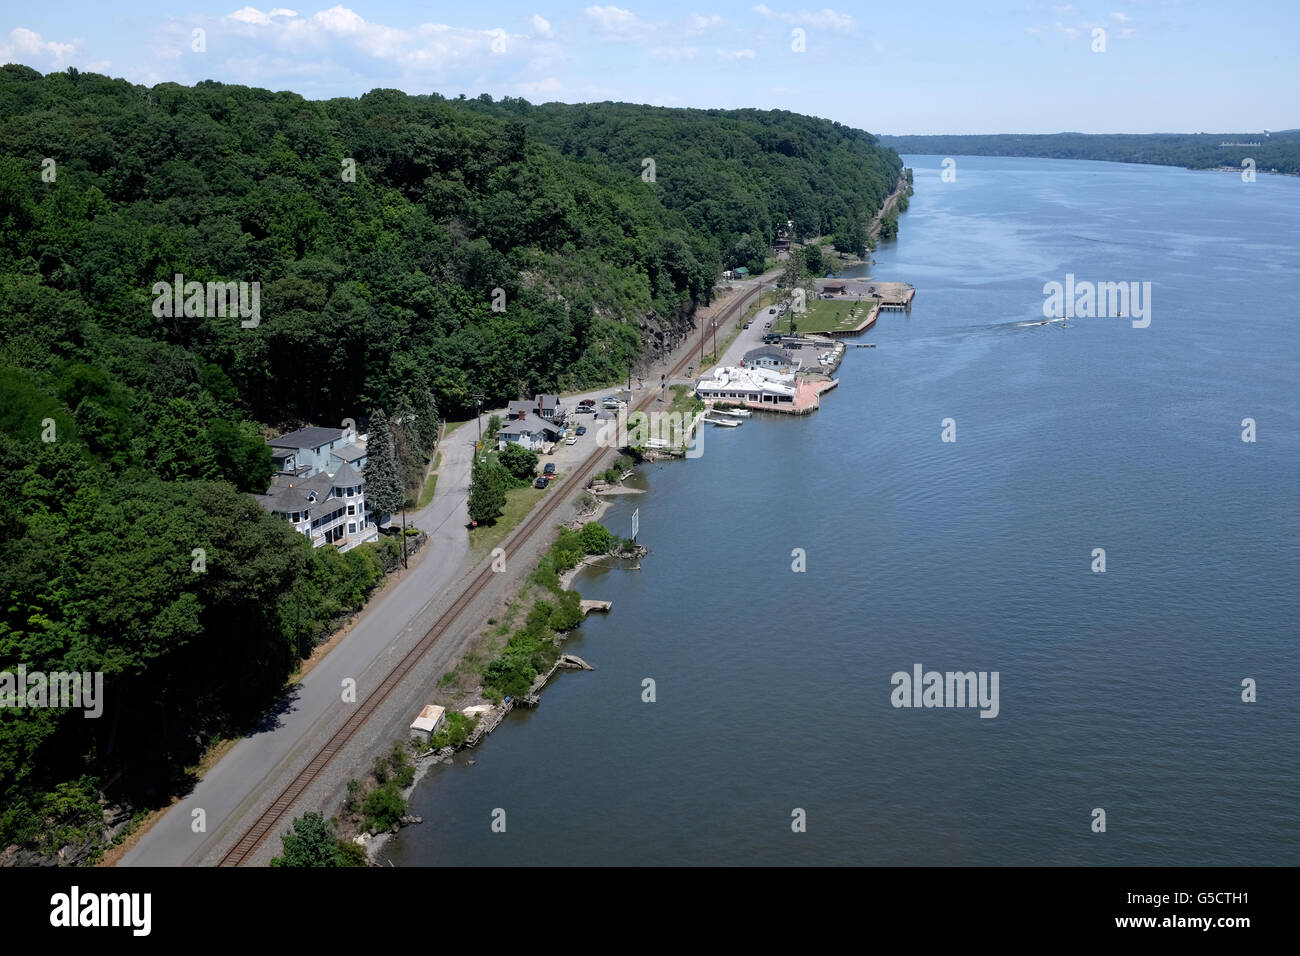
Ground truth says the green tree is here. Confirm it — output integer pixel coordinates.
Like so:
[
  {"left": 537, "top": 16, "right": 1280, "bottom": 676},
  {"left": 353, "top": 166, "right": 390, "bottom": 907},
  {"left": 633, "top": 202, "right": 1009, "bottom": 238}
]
[
  {"left": 579, "top": 521, "right": 613, "bottom": 555},
  {"left": 498, "top": 442, "right": 539, "bottom": 481},
  {"left": 270, "top": 812, "right": 358, "bottom": 867},
  {"left": 467, "top": 459, "right": 507, "bottom": 524},
  {"left": 363, "top": 408, "right": 404, "bottom": 518},
  {"left": 803, "top": 244, "right": 824, "bottom": 276}
]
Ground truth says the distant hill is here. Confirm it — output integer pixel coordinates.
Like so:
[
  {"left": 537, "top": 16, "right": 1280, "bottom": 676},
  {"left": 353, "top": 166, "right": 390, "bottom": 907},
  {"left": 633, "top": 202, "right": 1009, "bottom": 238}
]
[{"left": 880, "top": 132, "right": 1300, "bottom": 175}]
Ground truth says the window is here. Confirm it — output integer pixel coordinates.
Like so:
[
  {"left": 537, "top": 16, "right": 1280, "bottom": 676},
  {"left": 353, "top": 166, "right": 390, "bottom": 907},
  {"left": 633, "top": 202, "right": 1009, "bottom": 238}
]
[
  {"left": 347, "top": 505, "right": 355, "bottom": 515},
  {"left": 348, "top": 523, "right": 355, "bottom": 533}
]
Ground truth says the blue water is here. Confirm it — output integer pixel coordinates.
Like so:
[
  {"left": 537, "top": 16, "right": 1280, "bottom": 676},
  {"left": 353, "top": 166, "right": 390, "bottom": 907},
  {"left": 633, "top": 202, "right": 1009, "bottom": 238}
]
[{"left": 390, "top": 156, "right": 1300, "bottom": 865}]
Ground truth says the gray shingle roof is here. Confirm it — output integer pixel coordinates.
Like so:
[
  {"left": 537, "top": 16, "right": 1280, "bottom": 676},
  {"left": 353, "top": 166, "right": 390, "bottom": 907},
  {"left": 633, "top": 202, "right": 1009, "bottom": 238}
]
[
  {"left": 331, "top": 461, "right": 363, "bottom": 486},
  {"left": 331, "top": 442, "right": 366, "bottom": 463},
  {"left": 268, "top": 426, "right": 347, "bottom": 450}
]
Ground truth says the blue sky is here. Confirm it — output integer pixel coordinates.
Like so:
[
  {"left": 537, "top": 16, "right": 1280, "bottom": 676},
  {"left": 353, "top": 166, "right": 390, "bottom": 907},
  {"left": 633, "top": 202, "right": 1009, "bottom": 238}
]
[{"left": 2, "top": 1, "right": 1294, "bottom": 134}]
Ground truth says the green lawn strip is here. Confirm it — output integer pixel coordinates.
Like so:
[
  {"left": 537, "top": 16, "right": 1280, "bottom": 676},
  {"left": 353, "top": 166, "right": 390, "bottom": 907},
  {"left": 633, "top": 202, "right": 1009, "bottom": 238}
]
[
  {"left": 415, "top": 452, "right": 442, "bottom": 509},
  {"left": 468, "top": 481, "right": 550, "bottom": 562}
]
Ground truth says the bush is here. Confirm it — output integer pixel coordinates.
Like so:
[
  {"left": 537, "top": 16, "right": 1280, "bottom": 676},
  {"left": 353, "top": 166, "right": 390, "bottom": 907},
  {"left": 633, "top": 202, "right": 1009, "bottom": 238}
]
[
  {"left": 431, "top": 711, "right": 477, "bottom": 749},
  {"left": 579, "top": 522, "right": 612, "bottom": 555},
  {"left": 548, "top": 590, "right": 583, "bottom": 632},
  {"left": 363, "top": 782, "right": 406, "bottom": 832},
  {"left": 498, "top": 442, "right": 539, "bottom": 481},
  {"left": 372, "top": 741, "right": 414, "bottom": 788},
  {"left": 270, "top": 811, "right": 363, "bottom": 867}
]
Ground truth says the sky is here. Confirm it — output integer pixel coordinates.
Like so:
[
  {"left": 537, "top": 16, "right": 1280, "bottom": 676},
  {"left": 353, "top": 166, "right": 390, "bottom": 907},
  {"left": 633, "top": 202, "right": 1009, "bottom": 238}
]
[{"left": 1, "top": 1, "right": 1295, "bottom": 134}]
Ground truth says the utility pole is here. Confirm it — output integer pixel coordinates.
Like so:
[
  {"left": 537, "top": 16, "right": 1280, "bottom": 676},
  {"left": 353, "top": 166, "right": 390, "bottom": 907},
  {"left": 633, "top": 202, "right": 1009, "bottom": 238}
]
[
  {"left": 472, "top": 392, "right": 486, "bottom": 462},
  {"left": 401, "top": 505, "right": 408, "bottom": 569}
]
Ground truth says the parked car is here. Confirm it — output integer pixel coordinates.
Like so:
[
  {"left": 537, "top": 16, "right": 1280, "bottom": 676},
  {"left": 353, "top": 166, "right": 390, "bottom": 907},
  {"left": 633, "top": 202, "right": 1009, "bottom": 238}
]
[
  {"left": 543, "top": 463, "right": 556, "bottom": 475},
  {"left": 578, "top": 398, "right": 596, "bottom": 407},
  {"left": 576, "top": 425, "right": 587, "bottom": 436},
  {"left": 565, "top": 436, "right": 577, "bottom": 446},
  {"left": 533, "top": 476, "right": 549, "bottom": 488}
]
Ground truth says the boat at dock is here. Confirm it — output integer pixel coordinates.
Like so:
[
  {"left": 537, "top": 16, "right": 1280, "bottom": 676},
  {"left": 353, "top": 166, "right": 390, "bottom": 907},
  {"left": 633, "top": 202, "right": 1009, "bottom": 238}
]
[
  {"left": 704, "top": 417, "right": 742, "bottom": 427},
  {"left": 717, "top": 407, "right": 751, "bottom": 417}
]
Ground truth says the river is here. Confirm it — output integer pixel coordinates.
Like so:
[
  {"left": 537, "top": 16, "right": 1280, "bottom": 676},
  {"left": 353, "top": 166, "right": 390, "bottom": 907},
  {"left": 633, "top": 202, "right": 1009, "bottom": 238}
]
[{"left": 388, "top": 155, "right": 1300, "bottom": 866}]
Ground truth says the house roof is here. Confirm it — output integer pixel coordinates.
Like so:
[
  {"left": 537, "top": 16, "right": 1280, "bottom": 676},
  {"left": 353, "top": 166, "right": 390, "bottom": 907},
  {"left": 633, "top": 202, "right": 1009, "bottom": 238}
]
[
  {"left": 331, "top": 441, "right": 367, "bottom": 463},
  {"left": 410, "top": 704, "right": 445, "bottom": 733},
  {"left": 331, "top": 461, "right": 363, "bottom": 486},
  {"left": 696, "top": 365, "right": 797, "bottom": 398},
  {"left": 501, "top": 413, "right": 561, "bottom": 436},
  {"left": 268, "top": 426, "right": 347, "bottom": 450},
  {"left": 744, "top": 345, "right": 798, "bottom": 365},
  {"left": 537, "top": 394, "right": 560, "bottom": 407}
]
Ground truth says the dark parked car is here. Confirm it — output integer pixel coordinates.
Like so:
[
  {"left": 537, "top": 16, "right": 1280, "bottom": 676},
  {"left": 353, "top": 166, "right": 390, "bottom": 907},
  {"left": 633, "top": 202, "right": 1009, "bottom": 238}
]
[
  {"left": 543, "top": 463, "right": 556, "bottom": 475},
  {"left": 576, "top": 425, "right": 587, "bottom": 435},
  {"left": 534, "top": 476, "right": 549, "bottom": 488},
  {"left": 578, "top": 398, "right": 596, "bottom": 407}
]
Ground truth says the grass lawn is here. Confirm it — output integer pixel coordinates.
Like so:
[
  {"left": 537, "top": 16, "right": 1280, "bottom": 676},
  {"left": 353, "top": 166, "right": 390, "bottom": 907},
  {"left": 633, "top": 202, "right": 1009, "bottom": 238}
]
[
  {"left": 771, "top": 298, "right": 875, "bottom": 334},
  {"left": 468, "top": 482, "right": 550, "bottom": 561},
  {"left": 667, "top": 383, "right": 703, "bottom": 417},
  {"left": 415, "top": 452, "right": 442, "bottom": 509}
]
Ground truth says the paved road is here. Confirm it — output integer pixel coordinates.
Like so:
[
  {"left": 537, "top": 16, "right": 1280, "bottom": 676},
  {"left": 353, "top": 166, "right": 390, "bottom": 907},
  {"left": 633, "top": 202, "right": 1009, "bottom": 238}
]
[{"left": 120, "top": 273, "right": 775, "bottom": 866}]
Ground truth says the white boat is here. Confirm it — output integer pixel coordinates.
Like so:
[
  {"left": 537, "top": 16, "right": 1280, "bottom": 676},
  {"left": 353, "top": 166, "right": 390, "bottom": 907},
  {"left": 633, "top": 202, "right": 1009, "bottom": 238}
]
[
  {"left": 717, "top": 407, "right": 751, "bottom": 417},
  {"left": 704, "top": 417, "right": 741, "bottom": 427}
]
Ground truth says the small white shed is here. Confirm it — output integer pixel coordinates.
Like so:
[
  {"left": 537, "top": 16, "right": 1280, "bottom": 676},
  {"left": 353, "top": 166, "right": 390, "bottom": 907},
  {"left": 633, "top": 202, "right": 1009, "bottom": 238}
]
[{"left": 409, "top": 704, "right": 446, "bottom": 743}]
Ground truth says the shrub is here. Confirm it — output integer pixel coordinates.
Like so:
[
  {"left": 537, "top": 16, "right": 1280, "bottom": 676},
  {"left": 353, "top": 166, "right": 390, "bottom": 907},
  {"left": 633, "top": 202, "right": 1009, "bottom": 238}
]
[
  {"left": 579, "top": 521, "right": 613, "bottom": 555},
  {"left": 499, "top": 442, "right": 539, "bottom": 481},
  {"left": 363, "top": 782, "right": 406, "bottom": 832},
  {"left": 431, "top": 712, "right": 477, "bottom": 749}
]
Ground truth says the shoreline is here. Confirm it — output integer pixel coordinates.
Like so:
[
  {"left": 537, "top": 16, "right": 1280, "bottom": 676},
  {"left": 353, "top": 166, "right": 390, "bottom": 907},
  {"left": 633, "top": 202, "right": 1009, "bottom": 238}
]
[{"left": 350, "top": 181, "right": 913, "bottom": 867}]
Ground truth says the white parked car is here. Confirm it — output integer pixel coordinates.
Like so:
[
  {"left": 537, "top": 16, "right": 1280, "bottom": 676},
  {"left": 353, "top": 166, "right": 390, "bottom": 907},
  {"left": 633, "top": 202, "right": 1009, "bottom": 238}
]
[{"left": 566, "top": 436, "right": 578, "bottom": 445}]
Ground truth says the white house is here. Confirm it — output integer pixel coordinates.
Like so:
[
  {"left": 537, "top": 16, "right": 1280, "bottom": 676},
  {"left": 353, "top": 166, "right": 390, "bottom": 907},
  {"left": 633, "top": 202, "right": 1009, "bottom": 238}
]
[
  {"left": 695, "top": 365, "right": 797, "bottom": 405},
  {"left": 253, "top": 460, "right": 378, "bottom": 552},
  {"left": 498, "top": 412, "right": 562, "bottom": 451},
  {"left": 742, "top": 344, "right": 801, "bottom": 372},
  {"left": 267, "top": 425, "right": 368, "bottom": 478}
]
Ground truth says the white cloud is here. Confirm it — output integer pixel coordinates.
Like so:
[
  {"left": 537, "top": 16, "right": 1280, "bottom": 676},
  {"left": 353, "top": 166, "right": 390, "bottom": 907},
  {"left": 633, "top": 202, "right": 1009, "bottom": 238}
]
[
  {"left": 1110, "top": 11, "right": 1130, "bottom": 22},
  {"left": 1054, "top": 21, "right": 1080, "bottom": 39},
  {"left": 227, "top": 6, "right": 299, "bottom": 26},
  {"left": 215, "top": 6, "right": 515, "bottom": 70},
  {"left": 651, "top": 46, "right": 699, "bottom": 59},
  {"left": 687, "top": 13, "right": 722, "bottom": 32},
  {"left": 1, "top": 27, "right": 78, "bottom": 67},
  {"left": 584, "top": 5, "right": 642, "bottom": 36},
  {"left": 531, "top": 14, "right": 553, "bottom": 37},
  {"left": 752, "top": 5, "right": 853, "bottom": 29},
  {"left": 716, "top": 48, "right": 756, "bottom": 59}
]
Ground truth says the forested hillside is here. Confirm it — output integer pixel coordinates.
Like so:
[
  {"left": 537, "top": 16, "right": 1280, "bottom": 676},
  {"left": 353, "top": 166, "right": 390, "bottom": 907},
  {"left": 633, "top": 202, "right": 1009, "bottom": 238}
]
[
  {"left": 461, "top": 98, "right": 903, "bottom": 267},
  {"left": 881, "top": 131, "right": 1300, "bottom": 175},
  {"left": 0, "top": 65, "right": 902, "bottom": 859}
]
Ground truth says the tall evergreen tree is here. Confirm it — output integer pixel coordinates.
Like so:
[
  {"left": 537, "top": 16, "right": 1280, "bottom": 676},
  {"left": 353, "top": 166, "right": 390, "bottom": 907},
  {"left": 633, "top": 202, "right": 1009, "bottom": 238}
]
[
  {"left": 363, "top": 408, "right": 404, "bottom": 518},
  {"left": 467, "top": 460, "right": 507, "bottom": 524}
]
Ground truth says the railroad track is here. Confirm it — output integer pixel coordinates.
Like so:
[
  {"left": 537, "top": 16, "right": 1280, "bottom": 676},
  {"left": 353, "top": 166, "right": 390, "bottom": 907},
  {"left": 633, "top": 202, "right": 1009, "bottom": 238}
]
[{"left": 218, "top": 282, "right": 763, "bottom": 866}]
